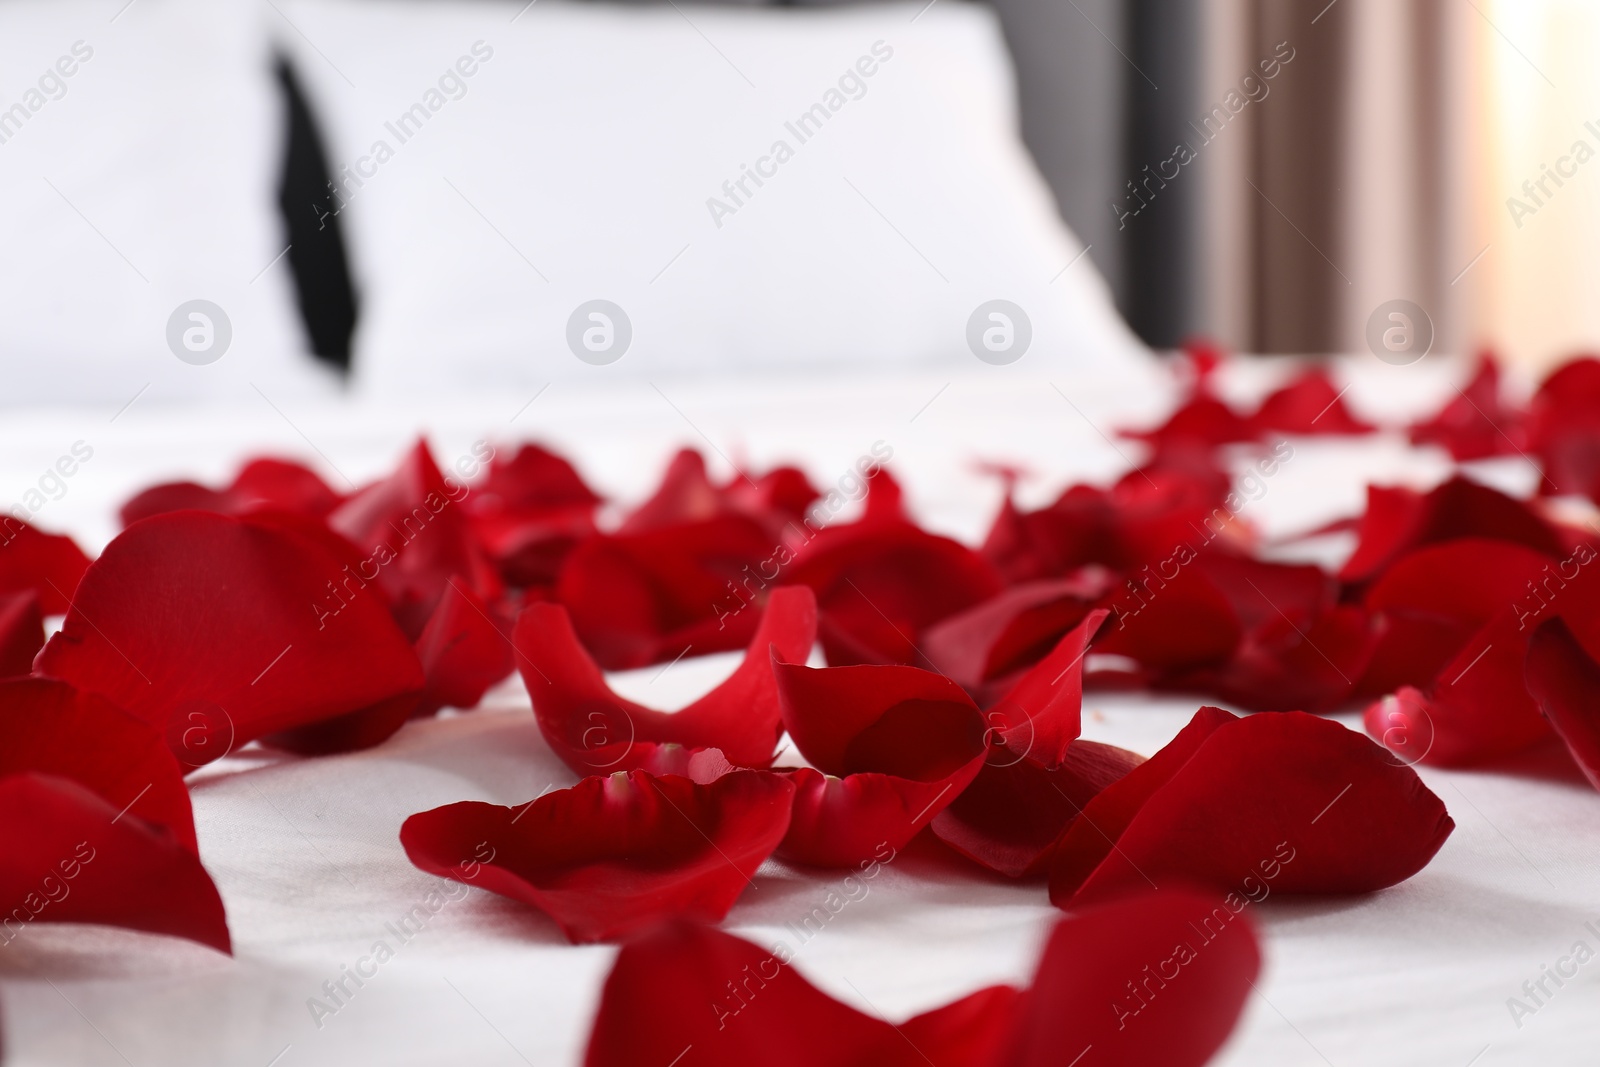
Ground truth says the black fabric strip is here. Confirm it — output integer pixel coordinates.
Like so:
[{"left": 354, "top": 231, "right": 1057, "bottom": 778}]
[{"left": 274, "top": 54, "right": 358, "bottom": 376}]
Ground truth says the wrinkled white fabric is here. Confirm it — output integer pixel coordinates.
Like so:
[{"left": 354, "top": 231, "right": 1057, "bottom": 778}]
[{"left": 0, "top": 360, "right": 1592, "bottom": 1067}]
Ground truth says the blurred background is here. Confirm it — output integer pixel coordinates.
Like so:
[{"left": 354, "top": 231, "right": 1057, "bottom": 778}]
[
  {"left": 3, "top": 0, "right": 1600, "bottom": 405},
  {"left": 1040, "top": 0, "right": 1600, "bottom": 368}
]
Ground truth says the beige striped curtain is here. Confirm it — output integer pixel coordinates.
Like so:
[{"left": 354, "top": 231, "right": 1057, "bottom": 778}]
[{"left": 1190, "top": 0, "right": 1598, "bottom": 370}]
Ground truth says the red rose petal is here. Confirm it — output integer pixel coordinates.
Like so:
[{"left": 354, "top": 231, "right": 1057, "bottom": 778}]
[
  {"left": 0, "top": 678, "right": 197, "bottom": 852},
  {"left": 467, "top": 444, "right": 601, "bottom": 589},
  {"left": 1175, "top": 603, "right": 1377, "bottom": 713},
  {"left": 1525, "top": 618, "right": 1600, "bottom": 789},
  {"left": 475, "top": 443, "right": 601, "bottom": 513},
  {"left": 1362, "top": 687, "right": 1439, "bottom": 769},
  {"left": 555, "top": 514, "right": 775, "bottom": 670},
  {"left": 412, "top": 579, "right": 514, "bottom": 717},
  {"left": 1339, "top": 476, "right": 1563, "bottom": 585},
  {"left": 472, "top": 504, "right": 597, "bottom": 591},
  {"left": 1054, "top": 711, "right": 1454, "bottom": 905},
  {"left": 119, "top": 482, "right": 233, "bottom": 526},
  {"left": 1095, "top": 564, "right": 1242, "bottom": 673},
  {"left": 923, "top": 576, "right": 1108, "bottom": 697},
  {"left": 1251, "top": 366, "right": 1373, "bottom": 436},
  {"left": 401, "top": 770, "right": 794, "bottom": 943},
  {"left": 0, "top": 518, "right": 91, "bottom": 614},
  {"left": 1364, "top": 607, "right": 1555, "bottom": 766},
  {"left": 0, "top": 592, "right": 43, "bottom": 678},
  {"left": 583, "top": 887, "right": 1257, "bottom": 1067},
  {"left": 1361, "top": 538, "right": 1600, "bottom": 765},
  {"left": 984, "top": 609, "right": 1109, "bottom": 766},
  {"left": 36, "top": 512, "right": 425, "bottom": 765},
  {"left": 932, "top": 740, "right": 1146, "bottom": 878},
  {"left": 583, "top": 921, "right": 908, "bottom": 1067},
  {"left": 1048, "top": 707, "right": 1235, "bottom": 896},
  {"left": 120, "top": 458, "right": 341, "bottom": 527},
  {"left": 329, "top": 440, "right": 500, "bottom": 636},
  {"left": 1410, "top": 355, "right": 1522, "bottom": 461},
  {"left": 1194, "top": 554, "right": 1331, "bottom": 632},
  {"left": 777, "top": 763, "right": 979, "bottom": 868},
  {"left": 981, "top": 460, "right": 1232, "bottom": 584},
  {"left": 513, "top": 586, "right": 816, "bottom": 773},
  {"left": 620, "top": 449, "right": 820, "bottom": 538},
  {"left": 896, "top": 988, "right": 1023, "bottom": 1067},
  {"left": 998, "top": 888, "right": 1260, "bottom": 1067},
  {"left": 770, "top": 658, "right": 986, "bottom": 779},
  {"left": 1123, "top": 394, "right": 1258, "bottom": 452},
  {"left": 630, "top": 746, "right": 737, "bottom": 784},
  {"left": 0, "top": 773, "right": 229, "bottom": 953},
  {"left": 1360, "top": 539, "right": 1554, "bottom": 696},
  {"left": 787, "top": 506, "right": 1004, "bottom": 667},
  {"left": 770, "top": 657, "right": 987, "bottom": 865},
  {"left": 1528, "top": 356, "right": 1600, "bottom": 501}
]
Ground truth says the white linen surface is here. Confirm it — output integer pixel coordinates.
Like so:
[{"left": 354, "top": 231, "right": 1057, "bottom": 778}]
[{"left": 0, "top": 358, "right": 1595, "bottom": 1067}]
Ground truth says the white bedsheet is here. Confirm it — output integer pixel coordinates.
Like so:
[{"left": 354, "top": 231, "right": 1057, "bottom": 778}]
[{"left": 0, "top": 358, "right": 1594, "bottom": 1067}]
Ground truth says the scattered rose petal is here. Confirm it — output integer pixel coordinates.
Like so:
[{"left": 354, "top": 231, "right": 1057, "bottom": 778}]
[
  {"left": 923, "top": 575, "right": 1108, "bottom": 699},
  {"left": 982, "top": 460, "right": 1233, "bottom": 583},
  {"left": 777, "top": 766, "right": 961, "bottom": 868},
  {"left": 982, "top": 608, "right": 1110, "bottom": 767},
  {"left": 787, "top": 502, "right": 1004, "bottom": 666},
  {"left": 770, "top": 658, "right": 987, "bottom": 780},
  {"left": 1362, "top": 608, "right": 1556, "bottom": 767},
  {"left": 932, "top": 740, "right": 1146, "bottom": 878},
  {"left": 0, "top": 677, "right": 197, "bottom": 851},
  {"left": 466, "top": 443, "right": 602, "bottom": 589},
  {"left": 555, "top": 514, "right": 774, "bottom": 670},
  {"left": 1048, "top": 707, "right": 1235, "bottom": 895},
  {"left": 620, "top": 448, "right": 819, "bottom": 539},
  {"left": 120, "top": 457, "right": 341, "bottom": 527},
  {"left": 1339, "top": 477, "right": 1563, "bottom": 585},
  {"left": 1052, "top": 710, "right": 1454, "bottom": 905},
  {"left": 1095, "top": 564, "right": 1241, "bottom": 673},
  {"left": 1359, "top": 538, "right": 1554, "bottom": 697},
  {"left": 583, "top": 920, "right": 924, "bottom": 1067},
  {"left": 1410, "top": 356, "right": 1522, "bottom": 461},
  {"left": 0, "top": 592, "right": 43, "bottom": 678},
  {"left": 329, "top": 439, "right": 501, "bottom": 637},
  {"left": 514, "top": 586, "right": 816, "bottom": 773},
  {"left": 1527, "top": 356, "right": 1600, "bottom": 501},
  {"left": 0, "top": 773, "right": 229, "bottom": 953},
  {"left": 630, "top": 746, "right": 737, "bottom": 784},
  {"left": 999, "top": 888, "right": 1260, "bottom": 1067},
  {"left": 1525, "top": 618, "right": 1600, "bottom": 790},
  {"left": 1123, "top": 394, "right": 1258, "bottom": 452},
  {"left": 412, "top": 579, "right": 514, "bottom": 717},
  {"left": 401, "top": 769, "right": 794, "bottom": 943},
  {"left": 36, "top": 512, "right": 425, "bottom": 765},
  {"left": 0, "top": 518, "right": 91, "bottom": 614},
  {"left": 1251, "top": 366, "right": 1372, "bottom": 436},
  {"left": 582, "top": 887, "right": 1257, "bottom": 1067}
]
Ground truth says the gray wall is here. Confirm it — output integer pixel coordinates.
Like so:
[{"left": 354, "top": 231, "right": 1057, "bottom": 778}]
[{"left": 989, "top": 0, "right": 1129, "bottom": 311}]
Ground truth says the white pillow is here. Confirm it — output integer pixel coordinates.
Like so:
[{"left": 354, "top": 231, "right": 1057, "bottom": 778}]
[
  {"left": 0, "top": 0, "right": 334, "bottom": 409},
  {"left": 273, "top": 0, "right": 1150, "bottom": 396}
]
